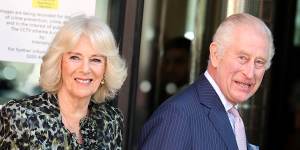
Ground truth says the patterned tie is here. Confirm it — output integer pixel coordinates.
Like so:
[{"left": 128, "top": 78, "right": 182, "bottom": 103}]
[{"left": 229, "top": 107, "right": 247, "bottom": 150}]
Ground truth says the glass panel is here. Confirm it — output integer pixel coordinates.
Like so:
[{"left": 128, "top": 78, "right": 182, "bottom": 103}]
[
  {"left": 95, "top": 0, "right": 109, "bottom": 22},
  {"left": 0, "top": 62, "right": 40, "bottom": 105},
  {"left": 132, "top": 0, "right": 207, "bottom": 148},
  {"left": 294, "top": 0, "right": 300, "bottom": 46}
]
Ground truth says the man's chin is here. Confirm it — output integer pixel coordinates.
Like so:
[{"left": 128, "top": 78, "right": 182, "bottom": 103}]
[{"left": 231, "top": 94, "right": 252, "bottom": 104}]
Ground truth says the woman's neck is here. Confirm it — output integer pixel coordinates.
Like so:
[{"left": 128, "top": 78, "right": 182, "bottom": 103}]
[
  {"left": 57, "top": 90, "right": 90, "bottom": 144},
  {"left": 57, "top": 90, "right": 90, "bottom": 117}
]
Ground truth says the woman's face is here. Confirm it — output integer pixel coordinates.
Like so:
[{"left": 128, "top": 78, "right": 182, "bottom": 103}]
[{"left": 60, "top": 35, "right": 106, "bottom": 100}]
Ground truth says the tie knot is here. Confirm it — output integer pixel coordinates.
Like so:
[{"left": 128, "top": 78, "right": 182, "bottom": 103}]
[{"left": 229, "top": 107, "right": 241, "bottom": 118}]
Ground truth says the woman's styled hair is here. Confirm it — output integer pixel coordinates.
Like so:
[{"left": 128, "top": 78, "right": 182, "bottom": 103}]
[
  {"left": 40, "top": 15, "right": 127, "bottom": 103},
  {"left": 212, "top": 13, "right": 275, "bottom": 69}
]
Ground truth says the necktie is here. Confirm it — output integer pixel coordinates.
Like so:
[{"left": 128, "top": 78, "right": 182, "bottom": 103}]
[{"left": 229, "top": 107, "right": 247, "bottom": 150}]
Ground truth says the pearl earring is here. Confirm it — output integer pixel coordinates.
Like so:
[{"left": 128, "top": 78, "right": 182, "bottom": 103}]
[{"left": 100, "top": 79, "right": 105, "bottom": 86}]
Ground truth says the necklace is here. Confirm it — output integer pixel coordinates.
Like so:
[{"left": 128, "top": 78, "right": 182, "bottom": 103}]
[{"left": 60, "top": 112, "right": 83, "bottom": 144}]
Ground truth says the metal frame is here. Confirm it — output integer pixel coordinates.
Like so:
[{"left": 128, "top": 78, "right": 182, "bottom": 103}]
[{"left": 109, "top": 0, "right": 144, "bottom": 149}]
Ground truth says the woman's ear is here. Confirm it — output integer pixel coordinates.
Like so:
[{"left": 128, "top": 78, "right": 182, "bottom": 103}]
[{"left": 209, "top": 42, "right": 220, "bottom": 68}]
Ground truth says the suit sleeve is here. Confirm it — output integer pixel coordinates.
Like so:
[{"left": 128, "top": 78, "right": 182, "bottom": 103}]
[{"left": 137, "top": 105, "right": 192, "bottom": 150}]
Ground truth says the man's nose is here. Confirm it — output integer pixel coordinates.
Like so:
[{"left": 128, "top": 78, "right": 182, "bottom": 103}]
[{"left": 242, "top": 61, "right": 255, "bottom": 79}]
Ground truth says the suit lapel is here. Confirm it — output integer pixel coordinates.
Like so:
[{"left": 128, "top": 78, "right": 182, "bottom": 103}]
[
  {"left": 193, "top": 75, "right": 238, "bottom": 150},
  {"left": 208, "top": 107, "right": 238, "bottom": 150}
]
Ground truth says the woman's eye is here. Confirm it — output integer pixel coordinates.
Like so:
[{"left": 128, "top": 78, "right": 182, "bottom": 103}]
[
  {"left": 91, "top": 58, "right": 102, "bottom": 63},
  {"left": 70, "top": 55, "right": 80, "bottom": 60}
]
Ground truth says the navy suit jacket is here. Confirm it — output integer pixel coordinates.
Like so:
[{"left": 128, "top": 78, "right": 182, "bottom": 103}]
[{"left": 138, "top": 74, "right": 247, "bottom": 150}]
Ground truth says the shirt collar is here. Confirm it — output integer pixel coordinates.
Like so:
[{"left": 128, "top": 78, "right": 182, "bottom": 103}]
[{"left": 204, "top": 70, "right": 233, "bottom": 111}]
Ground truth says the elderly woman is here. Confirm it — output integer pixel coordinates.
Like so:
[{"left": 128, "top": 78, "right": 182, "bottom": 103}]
[{"left": 0, "top": 15, "right": 127, "bottom": 149}]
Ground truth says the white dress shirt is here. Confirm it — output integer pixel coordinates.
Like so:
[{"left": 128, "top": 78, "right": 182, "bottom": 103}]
[{"left": 204, "top": 71, "right": 236, "bottom": 130}]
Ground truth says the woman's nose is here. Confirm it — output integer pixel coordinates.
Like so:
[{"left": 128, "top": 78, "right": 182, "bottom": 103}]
[{"left": 81, "top": 60, "right": 91, "bottom": 73}]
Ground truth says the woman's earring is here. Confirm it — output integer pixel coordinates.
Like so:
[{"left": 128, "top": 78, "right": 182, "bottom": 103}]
[{"left": 100, "top": 79, "right": 105, "bottom": 86}]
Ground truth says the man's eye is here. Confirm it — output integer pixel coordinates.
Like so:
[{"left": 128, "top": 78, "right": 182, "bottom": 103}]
[
  {"left": 238, "top": 56, "right": 248, "bottom": 63},
  {"left": 255, "top": 59, "right": 266, "bottom": 68}
]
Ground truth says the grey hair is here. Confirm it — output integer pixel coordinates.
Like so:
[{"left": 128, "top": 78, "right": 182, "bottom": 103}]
[
  {"left": 40, "top": 15, "right": 127, "bottom": 103},
  {"left": 212, "top": 13, "right": 275, "bottom": 69}
]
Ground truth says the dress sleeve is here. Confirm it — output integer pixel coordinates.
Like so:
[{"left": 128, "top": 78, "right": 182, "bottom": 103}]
[
  {"left": 0, "top": 102, "right": 31, "bottom": 149},
  {"left": 0, "top": 106, "right": 7, "bottom": 146},
  {"left": 110, "top": 106, "right": 124, "bottom": 150}
]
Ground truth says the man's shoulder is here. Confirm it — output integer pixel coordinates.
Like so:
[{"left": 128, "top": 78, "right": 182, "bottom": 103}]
[
  {"left": 154, "top": 77, "right": 210, "bottom": 117},
  {"left": 164, "top": 75, "right": 211, "bottom": 107}
]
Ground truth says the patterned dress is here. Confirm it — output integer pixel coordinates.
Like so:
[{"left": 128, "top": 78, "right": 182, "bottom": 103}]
[{"left": 0, "top": 92, "right": 123, "bottom": 150}]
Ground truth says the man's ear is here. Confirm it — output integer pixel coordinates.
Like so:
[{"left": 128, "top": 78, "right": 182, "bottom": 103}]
[{"left": 209, "top": 42, "right": 220, "bottom": 68}]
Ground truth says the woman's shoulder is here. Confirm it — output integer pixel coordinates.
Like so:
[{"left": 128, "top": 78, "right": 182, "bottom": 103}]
[
  {"left": 1, "top": 92, "right": 53, "bottom": 116},
  {"left": 0, "top": 93, "right": 44, "bottom": 129},
  {"left": 105, "top": 101, "right": 123, "bottom": 115},
  {"left": 3, "top": 92, "right": 43, "bottom": 106},
  {"left": 91, "top": 100, "right": 123, "bottom": 121}
]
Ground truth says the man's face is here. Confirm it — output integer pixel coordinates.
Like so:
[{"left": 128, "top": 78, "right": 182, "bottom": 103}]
[{"left": 211, "top": 26, "right": 269, "bottom": 105}]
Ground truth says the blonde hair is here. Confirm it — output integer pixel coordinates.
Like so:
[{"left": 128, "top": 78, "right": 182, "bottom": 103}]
[
  {"left": 212, "top": 13, "right": 275, "bottom": 69},
  {"left": 40, "top": 15, "right": 127, "bottom": 103}
]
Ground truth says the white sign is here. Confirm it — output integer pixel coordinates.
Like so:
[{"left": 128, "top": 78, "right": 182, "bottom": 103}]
[{"left": 0, "top": 0, "right": 96, "bottom": 63}]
